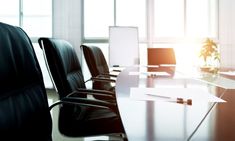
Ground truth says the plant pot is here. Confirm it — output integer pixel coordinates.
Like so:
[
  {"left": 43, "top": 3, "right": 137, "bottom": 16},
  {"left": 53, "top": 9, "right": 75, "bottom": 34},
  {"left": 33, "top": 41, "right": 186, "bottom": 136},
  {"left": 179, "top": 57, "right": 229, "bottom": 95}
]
[{"left": 200, "top": 66, "right": 219, "bottom": 73}]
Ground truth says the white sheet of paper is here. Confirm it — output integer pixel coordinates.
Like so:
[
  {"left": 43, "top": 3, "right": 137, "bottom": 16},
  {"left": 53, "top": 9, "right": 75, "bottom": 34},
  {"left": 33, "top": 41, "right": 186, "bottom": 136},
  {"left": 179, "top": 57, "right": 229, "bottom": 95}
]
[
  {"left": 130, "top": 87, "right": 226, "bottom": 103},
  {"left": 129, "top": 71, "right": 170, "bottom": 76}
]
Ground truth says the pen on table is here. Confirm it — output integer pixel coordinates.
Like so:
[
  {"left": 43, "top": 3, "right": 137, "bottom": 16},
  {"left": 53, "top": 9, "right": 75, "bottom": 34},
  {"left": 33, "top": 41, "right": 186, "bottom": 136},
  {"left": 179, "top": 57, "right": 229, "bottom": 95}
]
[{"left": 146, "top": 93, "right": 192, "bottom": 105}]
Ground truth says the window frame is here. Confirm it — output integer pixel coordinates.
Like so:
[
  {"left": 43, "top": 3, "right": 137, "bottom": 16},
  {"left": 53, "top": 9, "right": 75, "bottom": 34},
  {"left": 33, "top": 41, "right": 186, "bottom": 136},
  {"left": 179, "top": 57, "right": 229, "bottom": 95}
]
[
  {"left": 0, "top": 0, "right": 53, "bottom": 43},
  {"left": 82, "top": 0, "right": 219, "bottom": 45}
]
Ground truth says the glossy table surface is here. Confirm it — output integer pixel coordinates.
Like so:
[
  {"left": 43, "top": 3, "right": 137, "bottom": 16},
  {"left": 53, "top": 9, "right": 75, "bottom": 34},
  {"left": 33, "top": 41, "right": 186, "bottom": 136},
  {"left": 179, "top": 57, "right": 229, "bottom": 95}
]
[{"left": 115, "top": 66, "right": 235, "bottom": 141}]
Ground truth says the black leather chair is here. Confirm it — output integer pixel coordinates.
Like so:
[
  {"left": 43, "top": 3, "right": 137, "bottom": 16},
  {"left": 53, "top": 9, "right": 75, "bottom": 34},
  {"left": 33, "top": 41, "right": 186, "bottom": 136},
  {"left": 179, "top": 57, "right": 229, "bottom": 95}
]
[
  {"left": 81, "top": 45, "right": 120, "bottom": 92},
  {"left": 0, "top": 22, "right": 54, "bottom": 141},
  {"left": 38, "top": 38, "right": 126, "bottom": 138}
]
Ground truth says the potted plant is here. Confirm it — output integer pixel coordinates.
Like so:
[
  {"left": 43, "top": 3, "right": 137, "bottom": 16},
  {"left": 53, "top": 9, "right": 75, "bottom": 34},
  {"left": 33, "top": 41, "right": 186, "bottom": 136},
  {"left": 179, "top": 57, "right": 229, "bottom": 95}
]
[{"left": 199, "top": 38, "right": 220, "bottom": 72}]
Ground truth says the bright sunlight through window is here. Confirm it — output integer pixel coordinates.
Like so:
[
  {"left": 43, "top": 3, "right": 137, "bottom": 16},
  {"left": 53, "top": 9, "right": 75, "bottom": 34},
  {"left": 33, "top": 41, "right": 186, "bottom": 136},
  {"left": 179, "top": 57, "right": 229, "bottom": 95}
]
[{"left": 83, "top": 0, "right": 218, "bottom": 67}]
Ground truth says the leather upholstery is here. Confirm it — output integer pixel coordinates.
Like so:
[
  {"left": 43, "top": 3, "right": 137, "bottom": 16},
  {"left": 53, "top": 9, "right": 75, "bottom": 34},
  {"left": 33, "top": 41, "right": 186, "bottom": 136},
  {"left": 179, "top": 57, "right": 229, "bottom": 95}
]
[
  {"left": 81, "top": 45, "right": 114, "bottom": 91},
  {"left": 0, "top": 22, "right": 52, "bottom": 140},
  {"left": 38, "top": 38, "right": 86, "bottom": 99},
  {"left": 82, "top": 45, "right": 110, "bottom": 77},
  {"left": 38, "top": 38, "right": 125, "bottom": 137}
]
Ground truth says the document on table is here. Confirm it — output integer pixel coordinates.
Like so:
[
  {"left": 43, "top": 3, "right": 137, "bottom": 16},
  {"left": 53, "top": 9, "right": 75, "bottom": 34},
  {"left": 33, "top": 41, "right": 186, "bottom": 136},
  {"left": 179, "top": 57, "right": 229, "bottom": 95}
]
[
  {"left": 129, "top": 71, "right": 170, "bottom": 76},
  {"left": 130, "top": 87, "right": 226, "bottom": 103}
]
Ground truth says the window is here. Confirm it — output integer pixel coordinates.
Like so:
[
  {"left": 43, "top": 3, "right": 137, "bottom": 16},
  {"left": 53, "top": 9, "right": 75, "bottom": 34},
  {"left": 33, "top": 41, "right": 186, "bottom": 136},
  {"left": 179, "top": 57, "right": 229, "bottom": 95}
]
[
  {"left": 23, "top": 0, "right": 52, "bottom": 38},
  {"left": 116, "top": 0, "right": 146, "bottom": 39},
  {"left": 0, "top": 0, "right": 53, "bottom": 88},
  {"left": 84, "top": 0, "right": 114, "bottom": 39},
  {"left": 83, "top": 0, "right": 218, "bottom": 66},
  {"left": 186, "top": 0, "right": 218, "bottom": 38},
  {"left": 0, "top": 0, "right": 19, "bottom": 26},
  {"left": 0, "top": 0, "right": 52, "bottom": 40},
  {"left": 154, "top": 0, "right": 184, "bottom": 38}
]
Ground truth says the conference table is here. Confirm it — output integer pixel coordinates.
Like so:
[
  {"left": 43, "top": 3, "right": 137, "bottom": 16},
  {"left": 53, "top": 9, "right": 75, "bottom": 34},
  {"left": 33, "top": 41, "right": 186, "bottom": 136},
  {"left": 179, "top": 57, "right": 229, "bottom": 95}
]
[{"left": 115, "top": 65, "right": 235, "bottom": 141}]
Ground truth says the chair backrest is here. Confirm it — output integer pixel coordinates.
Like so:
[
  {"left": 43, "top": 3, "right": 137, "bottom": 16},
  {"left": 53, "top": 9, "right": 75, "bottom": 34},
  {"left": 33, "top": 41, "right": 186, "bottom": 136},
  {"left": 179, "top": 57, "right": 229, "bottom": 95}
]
[
  {"left": 81, "top": 45, "right": 110, "bottom": 78},
  {"left": 0, "top": 22, "right": 52, "bottom": 140},
  {"left": 147, "top": 48, "right": 176, "bottom": 65},
  {"left": 81, "top": 45, "right": 114, "bottom": 91},
  {"left": 38, "top": 38, "right": 86, "bottom": 99}
]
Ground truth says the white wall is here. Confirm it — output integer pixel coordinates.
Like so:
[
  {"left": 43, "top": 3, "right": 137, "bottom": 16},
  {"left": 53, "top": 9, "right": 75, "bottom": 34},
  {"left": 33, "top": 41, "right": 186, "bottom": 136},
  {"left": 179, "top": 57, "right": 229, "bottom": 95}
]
[
  {"left": 53, "top": 0, "right": 82, "bottom": 61},
  {"left": 219, "top": 0, "right": 235, "bottom": 67}
]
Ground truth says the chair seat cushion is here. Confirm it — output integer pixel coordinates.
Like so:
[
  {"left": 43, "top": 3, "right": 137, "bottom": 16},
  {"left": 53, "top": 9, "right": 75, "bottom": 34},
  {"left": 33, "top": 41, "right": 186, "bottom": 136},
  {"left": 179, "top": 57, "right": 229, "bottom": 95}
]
[{"left": 58, "top": 106, "right": 123, "bottom": 137}]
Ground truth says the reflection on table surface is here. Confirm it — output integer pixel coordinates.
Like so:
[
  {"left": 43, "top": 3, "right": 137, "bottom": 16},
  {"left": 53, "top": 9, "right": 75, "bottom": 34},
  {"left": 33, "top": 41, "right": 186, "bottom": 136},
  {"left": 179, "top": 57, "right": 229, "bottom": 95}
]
[{"left": 115, "top": 66, "right": 235, "bottom": 141}]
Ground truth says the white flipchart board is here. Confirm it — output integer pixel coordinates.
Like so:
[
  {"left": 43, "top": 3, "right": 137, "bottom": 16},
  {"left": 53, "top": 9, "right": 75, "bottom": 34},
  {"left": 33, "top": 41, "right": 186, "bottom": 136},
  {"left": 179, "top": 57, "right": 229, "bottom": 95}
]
[{"left": 109, "top": 26, "right": 139, "bottom": 67}]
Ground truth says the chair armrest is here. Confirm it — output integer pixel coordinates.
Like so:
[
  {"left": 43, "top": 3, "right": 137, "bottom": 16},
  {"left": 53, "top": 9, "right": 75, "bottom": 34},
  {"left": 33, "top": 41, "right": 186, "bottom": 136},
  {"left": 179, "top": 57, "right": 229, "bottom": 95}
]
[
  {"left": 100, "top": 73, "right": 118, "bottom": 78},
  {"left": 49, "top": 96, "right": 117, "bottom": 112},
  {"left": 75, "top": 88, "right": 115, "bottom": 95},
  {"left": 112, "top": 69, "right": 122, "bottom": 72},
  {"left": 66, "top": 90, "right": 115, "bottom": 99},
  {"left": 84, "top": 76, "right": 116, "bottom": 84},
  {"left": 90, "top": 77, "right": 116, "bottom": 83}
]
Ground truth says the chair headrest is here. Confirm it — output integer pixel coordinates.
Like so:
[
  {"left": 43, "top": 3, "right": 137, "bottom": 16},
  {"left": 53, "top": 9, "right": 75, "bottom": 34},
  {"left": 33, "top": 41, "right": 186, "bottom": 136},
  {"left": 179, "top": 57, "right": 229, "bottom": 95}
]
[{"left": 0, "top": 22, "right": 44, "bottom": 95}]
